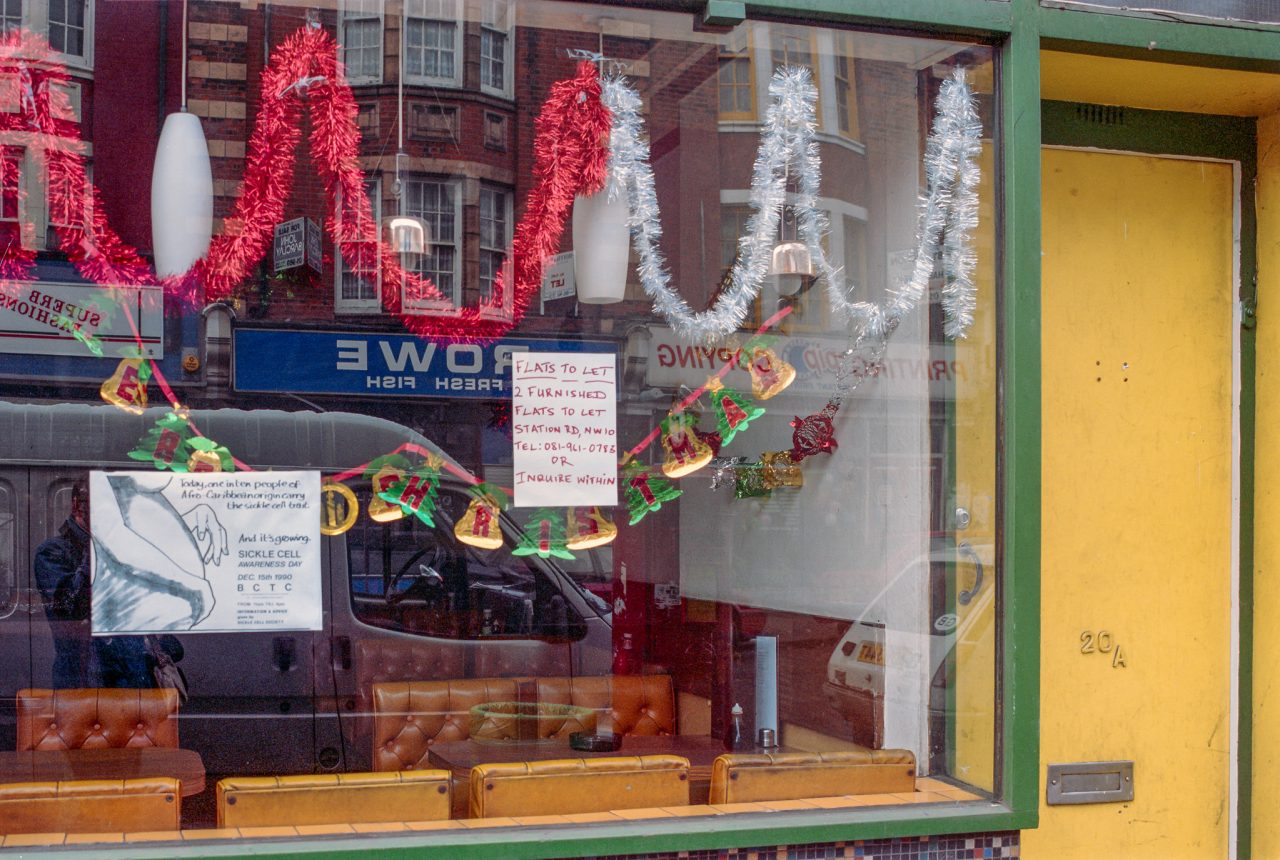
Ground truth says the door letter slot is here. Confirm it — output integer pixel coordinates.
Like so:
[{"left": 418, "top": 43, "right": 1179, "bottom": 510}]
[{"left": 1046, "top": 761, "right": 1133, "bottom": 805}]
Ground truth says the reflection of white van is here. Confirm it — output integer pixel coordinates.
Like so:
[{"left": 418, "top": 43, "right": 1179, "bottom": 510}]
[
  {"left": 0, "top": 403, "right": 612, "bottom": 780},
  {"left": 823, "top": 539, "right": 992, "bottom": 751}
]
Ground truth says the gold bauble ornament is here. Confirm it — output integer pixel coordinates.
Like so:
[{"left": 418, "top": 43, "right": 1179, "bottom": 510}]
[
  {"left": 367, "top": 463, "right": 406, "bottom": 523},
  {"left": 455, "top": 496, "right": 504, "bottom": 550},
  {"left": 747, "top": 346, "right": 796, "bottom": 400},
  {"left": 661, "top": 415, "right": 714, "bottom": 478},
  {"left": 565, "top": 506, "right": 618, "bottom": 550},
  {"left": 100, "top": 357, "right": 148, "bottom": 414}
]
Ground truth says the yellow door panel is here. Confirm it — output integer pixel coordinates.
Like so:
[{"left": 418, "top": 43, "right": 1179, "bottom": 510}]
[{"left": 1025, "top": 149, "right": 1234, "bottom": 859}]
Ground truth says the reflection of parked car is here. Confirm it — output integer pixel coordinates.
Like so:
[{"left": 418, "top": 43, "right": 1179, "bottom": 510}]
[
  {"left": 824, "top": 538, "right": 993, "bottom": 753},
  {"left": 0, "top": 403, "right": 612, "bottom": 782}
]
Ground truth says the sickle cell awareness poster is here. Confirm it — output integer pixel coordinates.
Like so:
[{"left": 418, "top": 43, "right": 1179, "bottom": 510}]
[{"left": 88, "top": 471, "right": 322, "bottom": 634}]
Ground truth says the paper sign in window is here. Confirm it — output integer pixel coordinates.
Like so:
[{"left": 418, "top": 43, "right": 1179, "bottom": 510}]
[{"left": 512, "top": 351, "right": 618, "bottom": 508}]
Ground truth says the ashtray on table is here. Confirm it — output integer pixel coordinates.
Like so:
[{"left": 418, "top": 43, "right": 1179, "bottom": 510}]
[
  {"left": 469, "top": 701, "right": 596, "bottom": 743},
  {"left": 569, "top": 731, "right": 622, "bottom": 752}
]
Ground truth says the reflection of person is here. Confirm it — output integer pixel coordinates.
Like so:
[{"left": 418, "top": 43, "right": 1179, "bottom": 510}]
[
  {"left": 33, "top": 480, "right": 151, "bottom": 688},
  {"left": 91, "top": 474, "right": 222, "bottom": 633}
]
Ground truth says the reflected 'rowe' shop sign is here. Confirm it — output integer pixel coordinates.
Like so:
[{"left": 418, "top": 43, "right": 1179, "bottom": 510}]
[
  {"left": 0, "top": 281, "right": 164, "bottom": 358},
  {"left": 234, "top": 329, "right": 615, "bottom": 398},
  {"left": 645, "top": 326, "right": 966, "bottom": 400},
  {"left": 89, "top": 470, "right": 322, "bottom": 634}
]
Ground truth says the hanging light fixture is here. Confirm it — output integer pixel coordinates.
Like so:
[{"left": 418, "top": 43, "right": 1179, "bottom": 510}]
[
  {"left": 767, "top": 178, "right": 813, "bottom": 297},
  {"left": 382, "top": 14, "right": 429, "bottom": 259},
  {"left": 151, "top": 0, "right": 213, "bottom": 277},
  {"left": 571, "top": 28, "right": 628, "bottom": 304}
]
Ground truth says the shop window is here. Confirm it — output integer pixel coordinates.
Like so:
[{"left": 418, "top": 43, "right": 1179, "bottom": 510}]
[
  {"left": 479, "top": 0, "right": 512, "bottom": 97},
  {"left": 335, "top": 177, "right": 381, "bottom": 313},
  {"left": 402, "top": 176, "right": 459, "bottom": 304},
  {"left": 340, "top": 0, "right": 383, "bottom": 85},
  {"left": 346, "top": 485, "right": 603, "bottom": 640},
  {"left": 0, "top": 2, "right": 1002, "bottom": 848},
  {"left": 478, "top": 184, "right": 510, "bottom": 299},
  {"left": 404, "top": 0, "right": 462, "bottom": 88}
]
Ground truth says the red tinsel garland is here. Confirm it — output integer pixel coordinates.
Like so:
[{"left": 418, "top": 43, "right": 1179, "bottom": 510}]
[{"left": 0, "top": 27, "right": 611, "bottom": 342}]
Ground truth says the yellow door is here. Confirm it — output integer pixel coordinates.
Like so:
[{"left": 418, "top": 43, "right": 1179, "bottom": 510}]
[{"left": 1025, "top": 148, "right": 1236, "bottom": 858}]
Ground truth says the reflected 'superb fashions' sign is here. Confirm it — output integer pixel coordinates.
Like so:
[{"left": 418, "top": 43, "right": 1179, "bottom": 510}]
[
  {"left": 89, "top": 471, "right": 322, "bottom": 634},
  {"left": 0, "top": 282, "right": 164, "bottom": 358}
]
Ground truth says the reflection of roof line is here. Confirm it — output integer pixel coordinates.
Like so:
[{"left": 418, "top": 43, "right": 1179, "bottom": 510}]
[{"left": 0, "top": 402, "right": 456, "bottom": 472}]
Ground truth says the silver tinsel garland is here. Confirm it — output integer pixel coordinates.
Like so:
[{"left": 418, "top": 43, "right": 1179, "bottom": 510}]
[{"left": 598, "top": 66, "right": 982, "bottom": 344}]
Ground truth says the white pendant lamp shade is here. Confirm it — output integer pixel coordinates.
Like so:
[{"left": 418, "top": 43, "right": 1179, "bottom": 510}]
[
  {"left": 383, "top": 215, "right": 429, "bottom": 256},
  {"left": 768, "top": 240, "right": 814, "bottom": 297},
  {"left": 151, "top": 112, "right": 213, "bottom": 278},
  {"left": 572, "top": 180, "right": 630, "bottom": 304}
]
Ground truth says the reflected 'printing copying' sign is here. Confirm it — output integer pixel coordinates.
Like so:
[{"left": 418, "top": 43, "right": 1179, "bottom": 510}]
[
  {"left": 89, "top": 471, "right": 322, "bottom": 634},
  {"left": 233, "top": 329, "right": 615, "bottom": 399}
]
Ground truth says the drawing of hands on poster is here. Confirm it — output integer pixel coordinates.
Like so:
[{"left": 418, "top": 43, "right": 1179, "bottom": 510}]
[{"left": 90, "top": 471, "right": 322, "bottom": 634}]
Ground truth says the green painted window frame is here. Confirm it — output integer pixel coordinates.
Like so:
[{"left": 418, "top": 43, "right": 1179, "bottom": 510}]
[{"left": 61, "top": 1, "right": 1280, "bottom": 856}]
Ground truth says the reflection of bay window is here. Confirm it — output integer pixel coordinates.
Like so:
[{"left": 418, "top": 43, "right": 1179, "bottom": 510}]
[
  {"left": 832, "top": 32, "right": 860, "bottom": 140},
  {"left": 46, "top": 158, "right": 91, "bottom": 250},
  {"left": 335, "top": 177, "right": 381, "bottom": 313},
  {"left": 0, "top": 0, "right": 20, "bottom": 34},
  {"left": 717, "top": 29, "right": 753, "bottom": 120},
  {"left": 340, "top": 0, "right": 383, "bottom": 85},
  {"left": 0, "top": 148, "right": 21, "bottom": 223},
  {"left": 479, "top": 0, "right": 512, "bottom": 97},
  {"left": 47, "top": 0, "right": 86, "bottom": 58},
  {"left": 403, "top": 176, "right": 460, "bottom": 303},
  {"left": 6, "top": 1, "right": 93, "bottom": 67},
  {"left": 770, "top": 25, "right": 814, "bottom": 81},
  {"left": 404, "top": 0, "right": 462, "bottom": 87},
  {"left": 478, "top": 184, "right": 510, "bottom": 298}
]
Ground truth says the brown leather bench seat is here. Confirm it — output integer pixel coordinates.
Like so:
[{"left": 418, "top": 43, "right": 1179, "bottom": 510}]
[
  {"left": 16, "top": 688, "right": 180, "bottom": 751},
  {"left": 0, "top": 777, "right": 180, "bottom": 834},
  {"left": 709, "top": 749, "right": 918, "bottom": 804},
  {"left": 371, "top": 674, "right": 675, "bottom": 771},
  {"left": 469, "top": 754, "right": 690, "bottom": 818},
  {"left": 216, "top": 770, "right": 451, "bottom": 828}
]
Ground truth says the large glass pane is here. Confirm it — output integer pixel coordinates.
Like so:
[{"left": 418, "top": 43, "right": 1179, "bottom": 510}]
[{"left": 0, "top": 0, "right": 999, "bottom": 846}]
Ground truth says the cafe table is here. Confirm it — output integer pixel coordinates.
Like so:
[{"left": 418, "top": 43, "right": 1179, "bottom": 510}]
[
  {"left": 428, "top": 734, "right": 783, "bottom": 814},
  {"left": 0, "top": 748, "right": 206, "bottom": 796}
]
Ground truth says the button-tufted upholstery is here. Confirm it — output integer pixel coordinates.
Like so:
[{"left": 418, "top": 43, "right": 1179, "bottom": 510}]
[
  {"left": 0, "top": 777, "right": 180, "bottom": 834},
  {"left": 216, "top": 769, "right": 451, "bottom": 828},
  {"left": 17, "top": 689, "right": 179, "bottom": 751},
  {"left": 371, "top": 678, "right": 518, "bottom": 771},
  {"left": 708, "top": 749, "right": 917, "bottom": 804},
  {"left": 469, "top": 754, "right": 689, "bottom": 818},
  {"left": 473, "top": 640, "right": 571, "bottom": 679},
  {"left": 354, "top": 638, "right": 468, "bottom": 721},
  {"left": 536, "top": 675, "right": 676, "bottom": 737}
]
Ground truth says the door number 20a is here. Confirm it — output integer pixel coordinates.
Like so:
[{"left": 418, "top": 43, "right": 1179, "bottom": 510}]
[{"left": 1080, "top": 630, "right": 1127, "bottom": 668}]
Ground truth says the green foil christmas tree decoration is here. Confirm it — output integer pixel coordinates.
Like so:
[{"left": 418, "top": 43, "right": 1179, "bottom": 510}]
[
  {"left": 623, "top": 461, "right": 683, "bottom": 525},
  {"left": 706, "top": 377, "right": 764, "bottom": 445},
  {"left": 512, "top": 508, "right": 575, "bottom": 560},
  {"left": 378, "top": 460, "right": 441, "bottom": 526}
]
